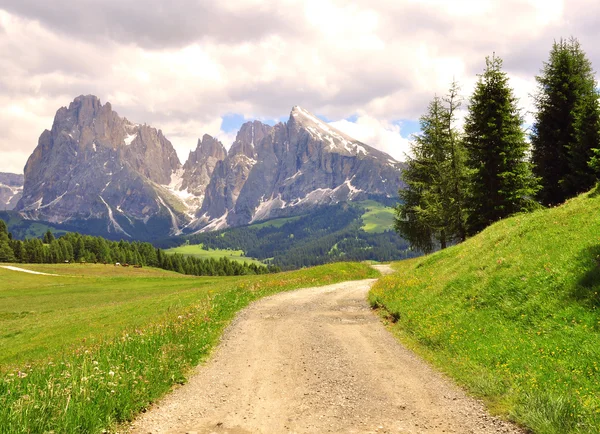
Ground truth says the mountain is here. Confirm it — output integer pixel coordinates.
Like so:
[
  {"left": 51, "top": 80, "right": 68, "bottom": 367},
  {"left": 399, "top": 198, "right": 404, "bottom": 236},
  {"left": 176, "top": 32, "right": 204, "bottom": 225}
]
[
  {"left": 198, "top": 120, "right": 273, "bottom": 230},
  {"left": 0, "top": 173, "right": 23, "bottom": 210},
  {"left": 16, "top": 95, "right": 188, "bottom": 239},
  {"left": 196, "top": 106, "right": 403, "bottom": 231},
  {"left": 15, "top": 96, "right": 403, "bottom": 240}
]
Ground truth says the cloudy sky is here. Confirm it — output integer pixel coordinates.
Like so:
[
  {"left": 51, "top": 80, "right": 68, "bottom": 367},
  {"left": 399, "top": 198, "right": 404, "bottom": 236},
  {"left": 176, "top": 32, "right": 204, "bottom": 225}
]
[{"left": 0, "top": 0, "right": 598, "bottom": 174}]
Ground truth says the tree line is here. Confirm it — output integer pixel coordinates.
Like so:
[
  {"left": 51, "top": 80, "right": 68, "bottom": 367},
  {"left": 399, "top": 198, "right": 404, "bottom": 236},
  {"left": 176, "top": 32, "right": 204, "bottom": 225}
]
[
  {"left": 0, "top": 220, "right": 277, "bottom": 276},
  {"left": 172, "top": 204, "right": 418, "bottom": 270},
  {"left": 396, "top": 38, "right": 600, "bottom": 252}
]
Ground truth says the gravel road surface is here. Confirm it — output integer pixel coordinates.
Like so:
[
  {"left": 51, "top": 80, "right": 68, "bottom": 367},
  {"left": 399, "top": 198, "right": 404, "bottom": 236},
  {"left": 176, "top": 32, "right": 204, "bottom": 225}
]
[{"left": 130, "top": 266, "right": 524, "bottom": 434}]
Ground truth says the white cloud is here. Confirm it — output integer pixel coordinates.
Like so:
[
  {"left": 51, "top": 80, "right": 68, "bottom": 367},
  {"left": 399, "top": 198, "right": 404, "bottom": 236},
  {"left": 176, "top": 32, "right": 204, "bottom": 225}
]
[
  {"left": 330, "top": 115, "right": 411, "bottom": 161},
  {"left": 0, "top": 0, "right": 599, "bottom": 173}
]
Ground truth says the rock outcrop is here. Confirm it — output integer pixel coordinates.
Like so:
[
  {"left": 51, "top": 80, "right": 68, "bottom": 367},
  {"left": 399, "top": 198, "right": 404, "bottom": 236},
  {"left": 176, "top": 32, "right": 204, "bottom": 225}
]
[
  {"left": 0, "top": 172, "right": 24, "bottom": 210},
  {"left": 16, "top": 95, "right": 184, "bottom": 237}
]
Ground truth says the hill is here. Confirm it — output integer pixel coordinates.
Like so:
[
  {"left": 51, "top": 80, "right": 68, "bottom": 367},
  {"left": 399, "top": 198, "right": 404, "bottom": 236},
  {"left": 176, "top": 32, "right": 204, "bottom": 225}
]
[
  {"left": 369, "top": 188, "right": 600, "bottom": 433},
  {"left": 160, "top": 202, "right": 417, "bottom": 269}
]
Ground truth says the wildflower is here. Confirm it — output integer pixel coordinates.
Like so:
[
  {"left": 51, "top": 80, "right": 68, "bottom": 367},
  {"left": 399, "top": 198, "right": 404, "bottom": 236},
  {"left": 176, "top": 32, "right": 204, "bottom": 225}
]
[
  {"left": 17, "top": 371, "right": 27, "bottom": 378},
  {"left": 108, "top": 371, "right": 115, "bottom": 377}
]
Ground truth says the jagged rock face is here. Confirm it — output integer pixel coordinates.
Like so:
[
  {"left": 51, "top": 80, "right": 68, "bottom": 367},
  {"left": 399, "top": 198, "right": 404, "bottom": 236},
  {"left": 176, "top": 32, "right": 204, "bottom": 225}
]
[
  {"left": 16, "top": 98, "right": 403, "bottom": 238},
  {"left": 199, "top": 121, "right": 272, "bottom": 226},
  {"left": 0, "top": 173, "right": 24, "bottom": 210},
  {"left": 16, "top": 95, "right": 183, "bottom": 236},
  {"left": 180, "top": 134, "right": 226, "bottom": 199},
  {"left": 199, "top": 107, "right": 403, "bottom": 230}
]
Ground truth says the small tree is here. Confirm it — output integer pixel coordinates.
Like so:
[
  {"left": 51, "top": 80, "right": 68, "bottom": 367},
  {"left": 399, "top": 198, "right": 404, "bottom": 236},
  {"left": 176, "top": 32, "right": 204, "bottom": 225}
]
[
  {"left": 395, "top": 82, "right": 468, "bottom": 253},
  {"left": 531, "top": 37, "right": 600, "bottom": 205},
  {"left": 463, "top": 54, "right": 538, "bottom": 234}
]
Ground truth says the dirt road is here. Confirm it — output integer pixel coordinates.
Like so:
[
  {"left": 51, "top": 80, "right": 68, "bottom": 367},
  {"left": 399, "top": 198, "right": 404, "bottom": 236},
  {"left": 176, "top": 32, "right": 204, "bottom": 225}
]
[{"left": 130, "top": 266, "right": 523, "bottom": 434}]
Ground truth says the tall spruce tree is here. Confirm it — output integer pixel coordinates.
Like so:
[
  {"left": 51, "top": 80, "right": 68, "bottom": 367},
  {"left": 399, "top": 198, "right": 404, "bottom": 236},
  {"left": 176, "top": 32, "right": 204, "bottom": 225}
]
[
  {"left": 463, "top": 54, "right": 538, "bottom": 234},
  {"left": 395, "top": 82, "right": 468, "bottom": 253},
  {"left": 531, "top": 37, "right": 600, "bottom": 206}
]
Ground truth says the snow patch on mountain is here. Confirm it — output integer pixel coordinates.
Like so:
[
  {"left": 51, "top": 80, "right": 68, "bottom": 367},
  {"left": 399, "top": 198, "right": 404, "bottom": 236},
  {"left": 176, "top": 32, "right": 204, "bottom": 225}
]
[
  {"left": 124, "top": 132, "right": 137, "bottom": 146},
  {"left": 38, "top": 190, "right": 68, "bottom": 210},
  {"left": 156, "top": 195, "right": 182, "bottom": 236},
  {"left": 199, "top": 210, "right": 229, "bottom": 233},
  {"left": 99, "top": 195, "right": 131, "bottom": 237},
  {"left": 292, "top": 106, "right": 367, "bottom": 156},
  {"left": 250, "top": 195, "right": 287, "bottom": 223}
]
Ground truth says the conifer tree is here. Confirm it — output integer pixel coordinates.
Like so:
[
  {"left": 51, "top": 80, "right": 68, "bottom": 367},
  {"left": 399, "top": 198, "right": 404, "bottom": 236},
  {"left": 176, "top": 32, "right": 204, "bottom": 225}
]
[
  {"left": 463, "top": 54, "right": 538, "bottom": 234},
  {"left": 43, "top": 230, "right": 55, "bottom": 244},
  {"left": 395, "top": 82, "right": 468, "bottom": 253},
  {"left": 531, "top": 37, "right": 600, "bottom": 205},
  {"left": 0, "top": 220, "right": 15, "bottom": 262}
]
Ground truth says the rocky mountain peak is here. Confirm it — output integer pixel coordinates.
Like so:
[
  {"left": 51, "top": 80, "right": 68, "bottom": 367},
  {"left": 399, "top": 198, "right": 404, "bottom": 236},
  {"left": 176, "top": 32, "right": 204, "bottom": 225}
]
[
  {"left": 15, "top": 98, "right": 404, "bottom": 239},
  {"left": 229, "top": 120, "right": 271, "bottom": 159},
  {"left": 184, "top": 135, "right": 226, "bottom": 167},
  {"left": 17, "top": 95, "right": 183, "bottom": 234},
  {"left": 178, "top": 135, "right": 226, "bottom": 204},
  {"left": 287, "top": 106, "right": 370, "bottom": 158}
]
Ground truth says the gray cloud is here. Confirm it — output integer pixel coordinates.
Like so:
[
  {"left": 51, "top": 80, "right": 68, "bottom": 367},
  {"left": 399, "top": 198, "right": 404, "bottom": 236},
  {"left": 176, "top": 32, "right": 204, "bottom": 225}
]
[{"left": 0, "top": 0, "right": 301, "bottom": 48}]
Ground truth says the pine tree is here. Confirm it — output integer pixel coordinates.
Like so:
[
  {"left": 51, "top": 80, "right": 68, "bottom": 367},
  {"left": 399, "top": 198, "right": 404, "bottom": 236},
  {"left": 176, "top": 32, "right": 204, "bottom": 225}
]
[
  {"left": 464, "top": 54, "right": 538, "bottom": 234},
  {"left": 43, "top": 230, "right": 55, "bottom": 244},
  {"left": 0, "top": 220, "right": 15, "bottom": 262},
  {"left": 395, "top": 82, "right": 469, "bottom": 253},
  {"left": 531, "top": 37, "right": 600, "bottom": 205}
]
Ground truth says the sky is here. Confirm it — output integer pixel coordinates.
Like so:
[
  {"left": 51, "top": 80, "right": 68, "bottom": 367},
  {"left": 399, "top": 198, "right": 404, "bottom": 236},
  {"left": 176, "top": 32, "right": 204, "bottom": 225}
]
[{"left": 0, "top": 0, "right": 599, "bottom": 174}]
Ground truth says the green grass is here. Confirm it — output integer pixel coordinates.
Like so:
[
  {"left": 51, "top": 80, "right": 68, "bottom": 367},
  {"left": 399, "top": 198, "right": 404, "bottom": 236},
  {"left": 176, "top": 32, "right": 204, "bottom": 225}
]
[
  {"left": 164, "top": 244, "right": 262, "bottom": 265},
  {"left": 360, "top": 202, "right": 395, "bottom": 233},
  {"left": 369, "top": 188, "right": 600, "bottom": 433},
  {"left": 0, "top": 262, "right": 378, "bottom": 433}
]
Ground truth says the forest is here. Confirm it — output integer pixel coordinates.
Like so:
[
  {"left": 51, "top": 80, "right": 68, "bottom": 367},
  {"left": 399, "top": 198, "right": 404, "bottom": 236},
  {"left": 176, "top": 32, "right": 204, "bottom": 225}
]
[
  {"left": 397, "top": 38, "right": 600, "bottom": 252},
  {"left": 163, "top": 203, "right": 418, "bottom": 270},
  {"left": 0, "top": 220, "right": 277, "bottom": 276}
]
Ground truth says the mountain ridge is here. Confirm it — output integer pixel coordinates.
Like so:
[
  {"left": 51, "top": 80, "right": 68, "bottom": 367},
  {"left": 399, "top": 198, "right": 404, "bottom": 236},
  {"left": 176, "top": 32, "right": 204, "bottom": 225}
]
[{"left": 14, "top": 95, "right": 404, "bottom": 240}]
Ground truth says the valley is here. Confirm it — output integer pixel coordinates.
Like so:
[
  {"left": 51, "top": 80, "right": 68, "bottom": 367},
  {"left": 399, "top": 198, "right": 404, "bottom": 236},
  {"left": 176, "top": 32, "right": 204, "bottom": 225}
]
[
  {"left": 0, "top": 262, "right": 378, "bottom": 432},
  {"left": 163, "top": 244, "right": 262, "bottom": 265}
]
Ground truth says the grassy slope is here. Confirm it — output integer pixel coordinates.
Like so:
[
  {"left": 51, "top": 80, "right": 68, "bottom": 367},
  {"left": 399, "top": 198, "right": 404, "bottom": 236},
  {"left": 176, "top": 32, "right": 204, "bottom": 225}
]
[
  {"left": 369, "top": 189, "right": 600, "bottom": 434},
  {"left": 0, "top": 262, "right": 378, "bottom": 433},
  {"left": 164, "top": 244, "right": 262, "bottom": 265},
  {"left": 358, "top": 200, "right": 396, "bottom": 233}
]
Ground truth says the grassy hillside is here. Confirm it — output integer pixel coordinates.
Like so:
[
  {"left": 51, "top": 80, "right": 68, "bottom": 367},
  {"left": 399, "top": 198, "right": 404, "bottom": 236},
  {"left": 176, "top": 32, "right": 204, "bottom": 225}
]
[
  {"left": 369, "top": 188, "right": 600, "bottom": 433},
  {"left": 358, "top": 200, "right": 396, "bottom": 233},
  {"left": 164, "top": 203, "right": 415, "bottom": 269},
  {"left": 164, "top": 244, "right": 263, "bottom": 265},
  {"left": 0, "top": 262, "right": 377, "bottom": 433}
]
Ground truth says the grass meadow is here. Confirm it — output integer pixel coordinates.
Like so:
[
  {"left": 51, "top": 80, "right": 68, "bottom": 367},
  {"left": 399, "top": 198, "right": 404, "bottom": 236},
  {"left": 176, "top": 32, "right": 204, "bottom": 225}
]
[
  {"left": 369, "top": 188, "right": 600, "bottom": 433},
  {"left": 0, "top": 262, "right": 378, "bottom": 433},
  {"left": 358, "top": 200, "right": 396, "bottom": 233},
  {"left": 163, "top": 244, "right": 263, "bottom": 265}
]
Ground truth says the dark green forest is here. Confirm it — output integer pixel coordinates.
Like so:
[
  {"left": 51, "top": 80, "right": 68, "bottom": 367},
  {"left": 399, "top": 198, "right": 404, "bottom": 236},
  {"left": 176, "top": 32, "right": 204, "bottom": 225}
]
[
  {"left": 0, "top": 219, "right": 277, "bottom": 276},
  {"left": 160, "top": 203, "right": 417, "bottom": 270}
]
